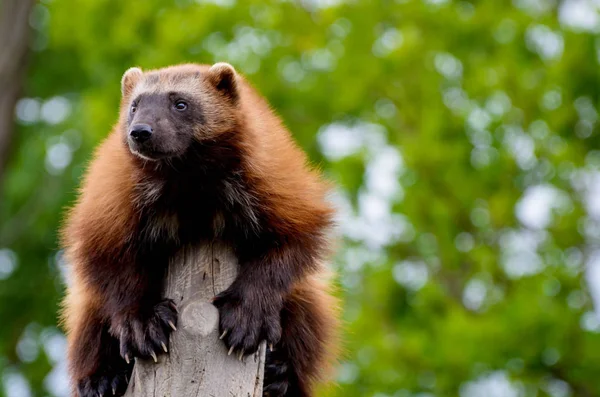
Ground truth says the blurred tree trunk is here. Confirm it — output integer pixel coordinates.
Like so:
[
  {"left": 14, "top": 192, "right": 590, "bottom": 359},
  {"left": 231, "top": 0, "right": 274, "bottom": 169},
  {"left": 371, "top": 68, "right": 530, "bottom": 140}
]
[{"left": 0, "top": 0, "right": 34, "bottom": 184}]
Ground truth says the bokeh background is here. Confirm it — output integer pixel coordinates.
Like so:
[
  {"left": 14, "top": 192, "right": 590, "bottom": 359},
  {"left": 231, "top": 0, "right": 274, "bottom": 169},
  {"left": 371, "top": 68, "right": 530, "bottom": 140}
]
[{"left": 2, "top": 0, "right": 600, "bottom": 396}]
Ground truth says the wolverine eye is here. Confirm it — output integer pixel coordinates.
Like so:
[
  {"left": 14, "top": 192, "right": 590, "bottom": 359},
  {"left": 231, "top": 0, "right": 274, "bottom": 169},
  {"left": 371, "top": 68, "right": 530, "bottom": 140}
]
[
  {"left": 130, "top": 103, "right": 137, "bottom": 113},
  {"left": 174, "top": 100, "right": 188, "bottom": 111}
]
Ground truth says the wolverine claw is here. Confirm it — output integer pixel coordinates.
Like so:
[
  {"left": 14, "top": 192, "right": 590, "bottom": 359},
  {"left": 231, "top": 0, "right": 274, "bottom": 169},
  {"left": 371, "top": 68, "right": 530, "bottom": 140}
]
[
  {"left": 239, "top": 349, "right": 244, "bottom": 361},
  {"left": 77, "top": 367, "right": 129, "bottom": 397},
  {"left": 228, "top": 346, "right": 235, "bottom": 356},
  {"left": 117, "top": 300, "right": 177, "bottom": 367},
  {"left": 215, "top": 285, "right": 283, "bottom": 362}
]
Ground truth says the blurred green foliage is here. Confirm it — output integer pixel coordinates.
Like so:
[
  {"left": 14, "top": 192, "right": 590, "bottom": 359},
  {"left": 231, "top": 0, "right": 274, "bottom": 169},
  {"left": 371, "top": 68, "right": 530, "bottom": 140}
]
[{"left": 2, "top": 0, "right": 600, "bottom": 396}]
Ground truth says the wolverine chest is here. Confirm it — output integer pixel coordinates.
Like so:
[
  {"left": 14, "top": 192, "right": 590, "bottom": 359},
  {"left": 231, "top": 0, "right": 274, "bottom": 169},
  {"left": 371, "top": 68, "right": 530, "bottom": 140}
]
[
  {"left": 140, "top": 209, "right": 226, "bottom": 243},
  {"left": 134, "top": 177, "right": 258, "bottom": 246}
]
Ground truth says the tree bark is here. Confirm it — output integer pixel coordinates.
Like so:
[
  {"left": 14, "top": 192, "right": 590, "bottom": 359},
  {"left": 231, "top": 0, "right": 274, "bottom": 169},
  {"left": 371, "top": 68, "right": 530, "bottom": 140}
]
[
  {"left": 124, "top": 241, "right": 266, "bottom": 397},
  {"left": 0, "top": 0, "right": 34, "bottom": 184}
]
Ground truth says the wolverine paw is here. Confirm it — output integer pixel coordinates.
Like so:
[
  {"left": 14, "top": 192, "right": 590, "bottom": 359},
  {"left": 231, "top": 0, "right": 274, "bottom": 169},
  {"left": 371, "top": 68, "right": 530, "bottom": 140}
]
[
  {"left": 263, "top": 364, "right": 289, "bottom": 396},
  {"left": 263, "top": 347, "right": 294, "bottom": 397},
  {"left": 213, "top": 287, "right": 282, "bottom": 359},
  {"left": 77, "top": 367, "right": 130, "bottom": 397},
  {"left": 110, "top": 299, "right": 178, "bottom": 363}
]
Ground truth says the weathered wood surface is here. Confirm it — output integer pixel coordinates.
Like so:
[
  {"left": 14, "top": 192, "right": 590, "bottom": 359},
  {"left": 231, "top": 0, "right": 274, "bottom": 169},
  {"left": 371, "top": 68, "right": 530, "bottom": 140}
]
[{"left": 124, "top": 242, "right": 265, "bottom": 397}]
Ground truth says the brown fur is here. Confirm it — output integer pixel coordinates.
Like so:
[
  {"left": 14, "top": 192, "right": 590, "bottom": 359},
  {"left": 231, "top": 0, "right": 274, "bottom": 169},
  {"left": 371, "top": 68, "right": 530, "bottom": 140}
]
[{"left": 60, "top": 63, "right": 339, "bottom": 397}]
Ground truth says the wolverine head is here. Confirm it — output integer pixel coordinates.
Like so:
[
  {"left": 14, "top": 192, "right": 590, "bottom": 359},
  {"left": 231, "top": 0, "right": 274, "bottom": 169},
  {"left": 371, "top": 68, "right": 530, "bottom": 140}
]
[{"left": 120, "top": 63, "right": 239, "bottom": 161}]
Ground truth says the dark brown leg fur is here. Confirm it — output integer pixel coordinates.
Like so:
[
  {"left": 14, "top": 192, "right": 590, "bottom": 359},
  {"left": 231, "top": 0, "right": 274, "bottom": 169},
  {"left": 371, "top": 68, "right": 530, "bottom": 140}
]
[
  {"left": 66, "top": 249, "right": 177, "bottom": 397},
  {"left": 68, "top": 308, "right": 131, "bottom": 397},
  {"left": 263, "top": 277, "right": 338, "bottom": 397}
]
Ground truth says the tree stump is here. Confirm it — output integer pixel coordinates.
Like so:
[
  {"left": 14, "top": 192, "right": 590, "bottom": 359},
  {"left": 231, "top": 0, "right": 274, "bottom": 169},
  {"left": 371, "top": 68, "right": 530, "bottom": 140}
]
[{"left": 124, "top": 241, "right": 266, "bottom": 397}]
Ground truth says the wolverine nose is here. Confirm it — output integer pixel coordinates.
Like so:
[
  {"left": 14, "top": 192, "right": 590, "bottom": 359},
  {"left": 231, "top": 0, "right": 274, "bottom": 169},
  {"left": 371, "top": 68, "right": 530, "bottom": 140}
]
[{"left": 129, "top": 124, "right": 153, "bottom": 143}]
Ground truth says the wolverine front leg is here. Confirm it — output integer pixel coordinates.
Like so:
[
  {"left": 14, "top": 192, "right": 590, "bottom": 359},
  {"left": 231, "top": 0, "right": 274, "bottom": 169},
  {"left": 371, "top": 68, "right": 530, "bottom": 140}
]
[
  {"left": 68, "top": 253, "right": 178, "bottom": 396},
  {"left": 213, "top": 276, "right": 284, "bottom": 357},
  {"left": 102, "top": 254, "right": 178, "bottom": 364},
  {"left": 213, "top": 239, "right": 316, "bottom": 357}
]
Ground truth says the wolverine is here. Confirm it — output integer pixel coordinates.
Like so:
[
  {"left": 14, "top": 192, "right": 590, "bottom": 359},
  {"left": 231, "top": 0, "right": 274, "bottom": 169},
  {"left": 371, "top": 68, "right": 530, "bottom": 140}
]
[{"left": 60, "top": 63, "right": 339, "bottom": 397}]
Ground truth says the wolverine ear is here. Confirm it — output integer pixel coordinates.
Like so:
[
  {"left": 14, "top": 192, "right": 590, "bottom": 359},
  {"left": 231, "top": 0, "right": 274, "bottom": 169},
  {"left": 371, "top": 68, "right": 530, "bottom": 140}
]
[
  {"left": 207, "top": 62, "right": 238, "bottom": 103},
  {"left": 121, "top": 67, "right": 143, "bottom": 97}
]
